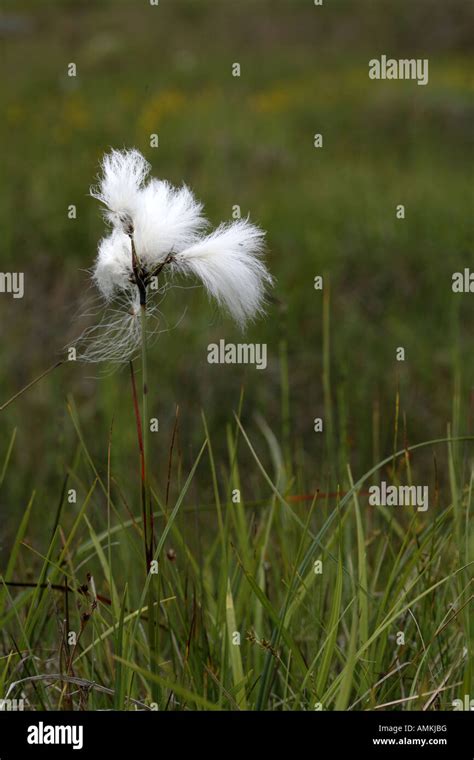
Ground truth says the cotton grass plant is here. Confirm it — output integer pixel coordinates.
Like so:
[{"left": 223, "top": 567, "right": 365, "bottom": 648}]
[
  {"left": 83, "top": 147, "right": 273, "bottom": 688},
  {"left": 1, "top": 153, "right": 471, "bottom": 713},
  {"left": 81, "top": 148, "right": 272, "bottom": 363}
]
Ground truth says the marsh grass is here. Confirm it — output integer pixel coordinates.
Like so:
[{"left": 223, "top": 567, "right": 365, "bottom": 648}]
[{"left": 0, "top": 308, "right": 472, "bottom": 711}]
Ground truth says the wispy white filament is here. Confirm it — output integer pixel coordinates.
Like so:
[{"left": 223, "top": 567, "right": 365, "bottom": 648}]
[
  {"left": 81, "top": 148, "right": 273, "bottom": 362},
  {"left": 78, "top": 288, "right": 145, "bottom": 364},
  {"left": 77, "top": 287, "right": 168, "bottom": 364}
]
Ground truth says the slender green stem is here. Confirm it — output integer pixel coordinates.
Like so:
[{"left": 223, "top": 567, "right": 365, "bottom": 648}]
[
  {"left": 140, "top": 299, "right": 159, "bottom": 702},
  {"left": 140, "top": 302, "right": 150, "bottom": 557}
]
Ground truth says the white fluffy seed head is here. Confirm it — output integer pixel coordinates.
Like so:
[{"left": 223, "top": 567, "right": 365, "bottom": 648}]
[
  {"left": 132, "top": 179, "right": 208, "bottom": 269},
  {"left": 90, "top": 148, "right": 150, "bottom": 230},
  {"left": 92, "top": 228, "right": 133, "bottom": 301},
  {"left": 86, "top": 149, "right": 273, "bottom": 360},
  {"left": 174, "top": 219, "right": 272, "bottom": 328}
]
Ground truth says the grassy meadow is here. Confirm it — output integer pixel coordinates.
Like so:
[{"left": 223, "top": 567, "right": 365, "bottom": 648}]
[{"left": 0, "top": 0, "right": 472, "bottom": 711}]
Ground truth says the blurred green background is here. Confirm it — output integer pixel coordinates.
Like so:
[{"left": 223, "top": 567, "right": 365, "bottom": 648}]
[{"left": 0, "top": 0, "right": 472, "bottom": 552}]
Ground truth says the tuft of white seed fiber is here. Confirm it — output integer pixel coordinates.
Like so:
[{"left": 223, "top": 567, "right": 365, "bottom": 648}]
[
  {"left": 80, "top": 148, "right": 273, "bottom": 362},
  {"left": 92, "top": 228, "right": 134, "bottom": 301},
  {"left": 173, "top": 220, "right": 270, "bottom": 328},
  {"left": 90, "top": 148, "right": 150, "bottom": 230},
  {"left": 132, "top": 179, "right": 208, "bottom": 270}
]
